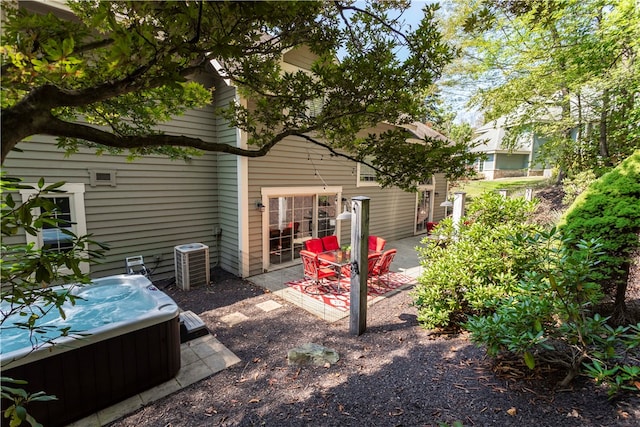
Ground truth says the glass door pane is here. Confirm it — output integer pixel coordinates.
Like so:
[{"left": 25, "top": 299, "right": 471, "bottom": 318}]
[
  {"left": 268, "top": 196, "right": 292, "bottom": 265},
  {"left": 415, "top": 190, "right": 431, "bottom": 234},
  {"left": 267, "top": 193, "right": 337, "bottom": 268},
  {"left": 317, "top": 194, "right": 336, "bottom": 238}
]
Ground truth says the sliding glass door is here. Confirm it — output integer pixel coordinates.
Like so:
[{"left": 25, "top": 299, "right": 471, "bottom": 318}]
[{"left": 267, "top": 193, "right": 337, "bottom": 267}]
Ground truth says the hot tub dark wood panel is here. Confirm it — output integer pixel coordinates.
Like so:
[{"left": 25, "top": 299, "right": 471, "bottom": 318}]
[{"left": 1, "top": 315, "right": 180, "bottom": 427}]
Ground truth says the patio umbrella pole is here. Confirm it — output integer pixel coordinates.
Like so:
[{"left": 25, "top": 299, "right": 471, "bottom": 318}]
[{"left": 349, "top": 196, "right": 370, "bottom": 336}]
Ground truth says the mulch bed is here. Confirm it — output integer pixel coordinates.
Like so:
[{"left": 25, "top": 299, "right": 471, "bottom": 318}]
[{"left": 108, "top": 267, "right": 639, "bottom": 427}]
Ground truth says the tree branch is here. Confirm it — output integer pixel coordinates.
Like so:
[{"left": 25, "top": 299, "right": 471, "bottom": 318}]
[
  {"left": 22, "top": 63, "right": 205, "bottom": 111},
  {"left": 334, "top": 1, "right": 412, "bottom": 47},
  {"left": 36, "top": 113, "right": 295, "bottom": 158}
]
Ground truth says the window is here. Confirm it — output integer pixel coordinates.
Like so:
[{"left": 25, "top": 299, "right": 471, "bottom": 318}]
[
  {"left": 20, "top": 183, "right": 89, "bottom": 273},
  {"left": 357, "top": 162, "right": 379, "bottom": 187},
  {"left": 41, "top": 196, "right": 74, "bottom": 252}
]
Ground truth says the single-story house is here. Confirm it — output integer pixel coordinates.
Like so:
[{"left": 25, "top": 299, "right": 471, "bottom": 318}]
[{"left": 3, "top": 3, "right": 450, "bottom": 283}]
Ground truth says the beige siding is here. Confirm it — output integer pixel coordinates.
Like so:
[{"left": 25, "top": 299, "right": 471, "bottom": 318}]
[
  {"left": 214, "top": 83, "right": 241, "bottom": 276},
  {"left": 246, "top": 136, "right": 420, "bottom": 276},
  {"left": 282, "top": 45, "right": 317, "bottom": 71},
  {"left": 432, "top": 173, "right": 449, "bottom": 223},
  {"left": 3, "top": 107, "right": 219, "bottom": 281}
]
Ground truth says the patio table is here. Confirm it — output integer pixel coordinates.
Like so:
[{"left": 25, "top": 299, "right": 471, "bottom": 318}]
[
  {"left": 318, "top": 249, "right": 380, "bottom": 292},
  {"left": 317, "top": 250, "right": 350, "bottom": 292}
]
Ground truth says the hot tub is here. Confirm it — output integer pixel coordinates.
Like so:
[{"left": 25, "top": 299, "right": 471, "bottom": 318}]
[{"left": 1, "top": 274, "right": 181, "bottom": 427}]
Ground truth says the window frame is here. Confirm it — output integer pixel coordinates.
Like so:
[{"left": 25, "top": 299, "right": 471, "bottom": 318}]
[
  {"left": 356, "top": 162, "right": 380, "bottom": 187},
  {"left": 19, "top": 183, "right": 90, "bottom": 274},
  {"left": 414, "top": 176, "right": 436, "bottom": 235}
]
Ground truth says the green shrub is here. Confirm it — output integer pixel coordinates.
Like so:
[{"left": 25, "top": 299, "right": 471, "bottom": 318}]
[
  {"left": 1, "top": 176, "right": 108, "bottom": 426},
  {"left": 412, "top": 192, "right": 540, "bottom": 329},
  {"left": 562, "top": 170, "right": 597, "bottom": 205},
  {"left": 559, "top": 150, "right": 640, "bottom": 320},
  {"left": 466, "top": 229, "right": 640, "bottom": 395}
]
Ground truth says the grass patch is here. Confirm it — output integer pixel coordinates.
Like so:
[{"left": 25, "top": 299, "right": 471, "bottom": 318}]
[{"left": 451, "top": 176, "right": 550, "bottom": 199}]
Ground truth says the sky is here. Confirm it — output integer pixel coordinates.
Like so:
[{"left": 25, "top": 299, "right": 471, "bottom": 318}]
[
  {"left": 372, "top": 1, "right": 483, "bottom": 125},
  {"left": 336, "top": 1, "right": 482, "bottom": 125}
]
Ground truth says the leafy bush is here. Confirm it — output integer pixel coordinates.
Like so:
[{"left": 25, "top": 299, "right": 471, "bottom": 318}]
[
  {"left": 412, "top": 192, "right": 539, "bottom": 329},
  {"left": 1, "top": 377, "right": 58, "bottom": 427},
  {"left": 562, "top": 170, "right": 596, "bottom": 205},
  {"left": 466, "top": 229, "right": 640, "bottom": 395}
]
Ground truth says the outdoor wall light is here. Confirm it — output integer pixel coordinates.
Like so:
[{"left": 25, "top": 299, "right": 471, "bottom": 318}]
[
  {"left": 256, "top": 201, "right": 266, "bottom": 212},
  {"left": 439, "top": 200, "right": 453, "bottom": 216},
  {"left": 336, "top": 197, "right": 353, "bottom": 220}
]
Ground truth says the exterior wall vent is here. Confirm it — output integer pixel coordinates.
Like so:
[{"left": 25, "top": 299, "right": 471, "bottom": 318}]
[
  {"left": 174, "top": 243, "right": 210, "bottom": 290},
  {"left": 88, "top": 169, "right": 117, "bottom": 187}
]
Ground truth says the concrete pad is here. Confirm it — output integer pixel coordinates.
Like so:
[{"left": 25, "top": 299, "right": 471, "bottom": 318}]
[
  {"left": 96, "top": 394, "right": 144, "bottom": 425},
  {"left": 175, "top": 361, "right": 215, "bottom": 388},
  {"left": 67, "top": 413, "right": 100, "bottom": 427},
  {"left": 202, "top": 353, "right": 232, "bottom": 373},
  {"left": 256, "top": 299, "right": 282, "bottom": 312},
  {"left": 220, "top": 311, "right": 249, "bottom": 326},
  {"left": 139, "top": 378, "right": 181, "bottom": 405},
  {"left": 218, "top": 347, "right": 242, "bottom": 366},
  {"left": 180, "top": 346, "right": 200, "bottom": 365}
]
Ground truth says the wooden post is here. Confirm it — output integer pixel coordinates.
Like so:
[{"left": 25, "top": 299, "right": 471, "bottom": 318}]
[
  {"left": 525, "top": 188, "right": 533, "bottom": 201},
  {"left": 349, "top": 196, "right": 369, "bottom": 336},
  {"left": 452, "top": 191, "right": 466, "bottom": 234}
]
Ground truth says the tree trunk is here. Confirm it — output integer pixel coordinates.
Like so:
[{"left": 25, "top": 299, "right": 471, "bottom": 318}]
[
  {"left": 612, "top": 263, "right": 632, "bottom": 325},
  {"left": 599, "top": 89, "right": 612, "bottom": 166}
]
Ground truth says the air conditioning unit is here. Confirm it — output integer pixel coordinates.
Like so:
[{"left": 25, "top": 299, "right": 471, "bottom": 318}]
[{"left": 174, "top": 243, "right": 210, "bottom": 290}]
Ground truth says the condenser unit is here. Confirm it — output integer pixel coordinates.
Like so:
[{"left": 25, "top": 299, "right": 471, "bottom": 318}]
[{"left": 174, "top": 243, "right": 210, "bottom": 290}]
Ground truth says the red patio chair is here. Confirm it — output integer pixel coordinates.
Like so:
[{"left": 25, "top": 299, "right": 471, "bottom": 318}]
[
  {"left": 371, "top": 248, "right": 397, "bottom": 286},
  {"left": 321, "top": 235, "right": 340, "bottom": 251},
  {"left": 368, "top": 235, "right": 386, "bottom": 252},
  {"left": 300, "top": 250, "right": 336, "bottom": 292},
  {"left": 304, "top": 238, "right": 324, "bottom": 254},
  {"left": 340, "top": 252, "right": 381, "bottom": 281},
  {"left": 366, "top": 252, "right": 382, "bottom": 282}
]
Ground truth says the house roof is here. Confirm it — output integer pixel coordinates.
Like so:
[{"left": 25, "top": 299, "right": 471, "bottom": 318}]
[
  {"left": 469, "top": 116, "right": 531, "bottom": 154},
  {"left": 400, "top": 122, "right": 452, "bottom": 144}
]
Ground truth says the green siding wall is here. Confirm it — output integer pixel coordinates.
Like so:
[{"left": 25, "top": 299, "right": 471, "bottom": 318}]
[
  {"left": 3, "top": 107, "right": 219, "bottom": 281},
  {"left": 214, "top": 83, "right": 242, "bottom": 276}
]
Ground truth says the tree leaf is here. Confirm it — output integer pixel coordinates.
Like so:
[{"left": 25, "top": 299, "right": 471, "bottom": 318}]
[{"left": 523, "top": 351, "right": 536, "bottom": 370}]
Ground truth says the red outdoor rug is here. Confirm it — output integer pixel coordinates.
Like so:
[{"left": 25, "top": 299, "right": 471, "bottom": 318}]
[{"left": 285, "top": 272, "right": 417, "bottom": 312}]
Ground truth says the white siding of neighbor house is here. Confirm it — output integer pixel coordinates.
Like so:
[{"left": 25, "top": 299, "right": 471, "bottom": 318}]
[
  {"left": 213, "top": 82, "right": 242, "bottom": 276},
  {"left": 2, "top": 107, "right": 219, "bottom": 281}
]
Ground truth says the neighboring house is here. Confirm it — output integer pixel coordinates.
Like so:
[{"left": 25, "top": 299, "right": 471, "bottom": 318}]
[
  {"left": 470, "top": 116, "right": 551, "bottom": 180},
  {"left": 3, "top": 5, "right": 450, "bottom": 282}
]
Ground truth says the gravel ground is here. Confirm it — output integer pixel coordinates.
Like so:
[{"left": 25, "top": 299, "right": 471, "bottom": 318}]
[{"left": 107, "top": 268, "right": 639, "bottom": 427}]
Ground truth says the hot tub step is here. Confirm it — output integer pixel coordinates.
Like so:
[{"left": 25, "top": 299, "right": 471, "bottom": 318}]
[{"left": 179, "top": 310, "right": 209, "bottom": 343}]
